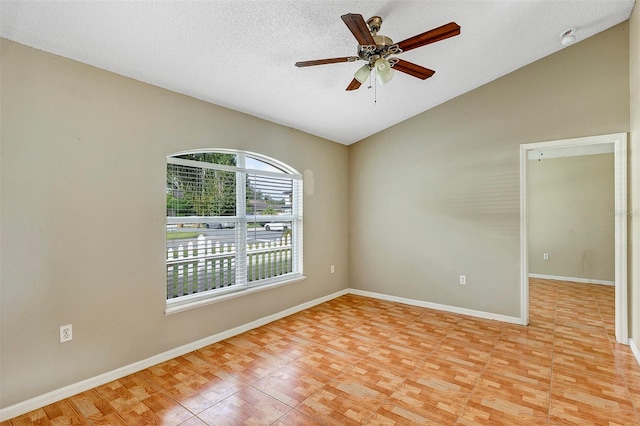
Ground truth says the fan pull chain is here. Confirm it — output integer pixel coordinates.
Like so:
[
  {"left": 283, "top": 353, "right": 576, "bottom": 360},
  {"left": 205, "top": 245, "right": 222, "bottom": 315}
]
[
  {"left": 365, "top": 70, "right": 377, "bottom": 105},
  {"left": 374, "top": 70, "right": 378, "bottom": 105}
]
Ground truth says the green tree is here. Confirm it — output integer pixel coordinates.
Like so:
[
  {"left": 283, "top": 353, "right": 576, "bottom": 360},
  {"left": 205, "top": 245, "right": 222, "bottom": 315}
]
[
  {"left": 166, "top": 192, "right": 194, "bottom": 216},
  {"left": 263, "top": 206, "right": 276, "bottom": 215},
  {"left": 167, "top": 153, "right": 237, "bottom": 217}
]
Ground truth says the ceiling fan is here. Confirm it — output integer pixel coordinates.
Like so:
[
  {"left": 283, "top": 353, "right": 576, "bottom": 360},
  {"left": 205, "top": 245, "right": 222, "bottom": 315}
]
[{"left": 295, "top": 13, "right": 460, "bottom": 91}]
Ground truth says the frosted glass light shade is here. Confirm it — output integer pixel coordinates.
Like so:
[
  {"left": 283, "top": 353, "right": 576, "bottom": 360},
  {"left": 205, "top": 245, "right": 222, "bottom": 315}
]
[
  {"left": 375, "top": 58, "right": 391, "bottom": 75},
  {"left": 376, "top": 68, "right": 394, "bottom": 84},
  {"left": 354, "top": 65, "right": 371, "bottom": 83}
]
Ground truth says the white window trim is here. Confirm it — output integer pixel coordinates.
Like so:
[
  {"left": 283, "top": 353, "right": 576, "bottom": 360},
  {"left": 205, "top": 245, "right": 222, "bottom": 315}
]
[
  {"left": 165, "top": 149, "right": 303, "bottom": 312},
  {"left": 165, "top": 274, "right": 306, "bottom": 315}
]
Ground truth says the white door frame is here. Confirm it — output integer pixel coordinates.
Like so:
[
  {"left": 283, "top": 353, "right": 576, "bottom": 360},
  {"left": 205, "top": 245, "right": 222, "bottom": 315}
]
[{"left": 520, "top": 133, "right": 628, "bottom": 344}]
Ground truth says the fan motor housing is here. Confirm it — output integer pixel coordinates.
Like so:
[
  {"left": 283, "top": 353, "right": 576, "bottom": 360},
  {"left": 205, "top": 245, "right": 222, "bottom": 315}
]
[
  {"left": 373, "top": 34, "right": 394, "bottom": 47},
  {"left": 357, "top": 34, "right": 395, "bottom": 62}
]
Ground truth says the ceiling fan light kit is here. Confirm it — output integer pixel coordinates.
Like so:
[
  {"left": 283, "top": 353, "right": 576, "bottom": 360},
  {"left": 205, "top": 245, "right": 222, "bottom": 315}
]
[
  {"left": 375, "top": 57, "right": 390, "bottom": 74},
  {"left": 295, "top": 13, "right": 461, "bottom": 91},
  {"left": 354, "top": 64, "right": 372, "bottom": 84},
  {"left": 374, "top": 58, "right": 394, "bottom": 84},
  {"left": 377, "top": 68, "right": 395, "bottom": 85}
]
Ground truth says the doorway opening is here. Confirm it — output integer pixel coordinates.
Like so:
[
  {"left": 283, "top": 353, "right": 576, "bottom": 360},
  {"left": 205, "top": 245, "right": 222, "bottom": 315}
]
[{"left": 520, "top": 133, "right": 628, "bottom": 344}]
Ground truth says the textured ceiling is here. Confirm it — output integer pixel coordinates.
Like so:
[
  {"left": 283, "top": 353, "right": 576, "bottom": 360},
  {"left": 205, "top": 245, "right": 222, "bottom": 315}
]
[{"left": 0, "top": 1, "right": 635, "bottom": 145}]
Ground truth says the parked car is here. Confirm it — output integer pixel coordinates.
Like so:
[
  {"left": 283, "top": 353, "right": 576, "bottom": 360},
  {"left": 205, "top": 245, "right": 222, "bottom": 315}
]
[
  {"left": 264, "top": 222, "right": 290, "bottom": 231},
  {"left": 204, "top": 222, "right": 235, "bottom": 229}
]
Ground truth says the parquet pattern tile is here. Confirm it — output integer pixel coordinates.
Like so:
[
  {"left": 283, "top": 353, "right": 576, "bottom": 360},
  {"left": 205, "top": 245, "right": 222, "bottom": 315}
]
[{"left": 3, "top": 279, "right": 639, "bottom": 425}]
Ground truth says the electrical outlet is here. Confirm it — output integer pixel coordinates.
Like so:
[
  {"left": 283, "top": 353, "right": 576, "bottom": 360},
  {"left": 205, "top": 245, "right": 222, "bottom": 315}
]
[
  {"left": 330, "top": 265, "right": 335, "bottom": 274},
  {"left": 459, "top": 275, "right": 466, "bottom": 285},
  {"left": 60, "top": 324, "right": 72, "bottom": 343},
  {"left": 544, "top": 253, "right": 549, "bottom": 260}
]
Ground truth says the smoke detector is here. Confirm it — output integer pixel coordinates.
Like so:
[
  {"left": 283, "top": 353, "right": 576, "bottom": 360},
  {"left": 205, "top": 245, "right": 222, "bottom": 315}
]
[{"left": 560, "top": 28, "right": 576, "bottom": 47}]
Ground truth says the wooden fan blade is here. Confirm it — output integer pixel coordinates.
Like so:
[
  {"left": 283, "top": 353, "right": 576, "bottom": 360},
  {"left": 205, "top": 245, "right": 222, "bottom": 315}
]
[
  {"left": 346, "top": 78, "right": 362, "bottom": 91},
  {"left": 295, "top": 57, "right": 357, "bottom": 67},
  {"left": 392, "top": 59, "right": 435, "bottom": 80},
  {"left": 396, "top": 22, "right": 460, "bottom": 53},
  {"left": 341, "top": 13, "right": 376, "bottom": 46}
]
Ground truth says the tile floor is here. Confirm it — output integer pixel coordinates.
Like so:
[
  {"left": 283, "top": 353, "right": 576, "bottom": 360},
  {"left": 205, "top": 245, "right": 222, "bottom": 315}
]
[{"left": 3, "top": 278, "right": 639, "bottom": 425}]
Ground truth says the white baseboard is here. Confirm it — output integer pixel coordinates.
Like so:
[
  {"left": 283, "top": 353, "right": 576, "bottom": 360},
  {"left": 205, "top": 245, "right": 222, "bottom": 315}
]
[
  {"left": 348, "top": 289, "right": 523, "bottom": 325},
  {"left": 528, "top": 273, "right": 614, "bottom": 286},
  {"left": 630, "top": 339, "right": 640, "bottom": 367},
  {"left": 0, "top": 289, "right": 349, "bottom": 422}
]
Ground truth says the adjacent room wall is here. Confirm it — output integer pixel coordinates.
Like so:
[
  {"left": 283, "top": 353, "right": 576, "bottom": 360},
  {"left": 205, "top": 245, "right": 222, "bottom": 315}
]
[
  {"left": 349, "top": 23, "right": 629, "bottom": 318},
  {"left": 0, "top": 39, "right": 350, "bottom": 407},
  {"left": 527, "top": 154, "right": 614, "bottom": 282},
  {"left": 630, "top": 4, "right": 639, "bottom": 350}
]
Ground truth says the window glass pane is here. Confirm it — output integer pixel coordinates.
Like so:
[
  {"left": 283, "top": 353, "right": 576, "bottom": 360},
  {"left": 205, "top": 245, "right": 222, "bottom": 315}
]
[
  {"left": 167, "top": 164, "right": 236, "bottom": 217},
  {"left": 246, "top": 156, "right": 284, "bottom": 173},
  {"left": 167, "top": 224, "right": 237, "bottom": 298},
  {"left": 246, "top": 221, "right": 293, "bottom": 282},
  {"left": 176, "top": 152, "right": 237, "bottom": 166},
  {"left": 246, "top": 173, "right": 293, "bottom": 216}
]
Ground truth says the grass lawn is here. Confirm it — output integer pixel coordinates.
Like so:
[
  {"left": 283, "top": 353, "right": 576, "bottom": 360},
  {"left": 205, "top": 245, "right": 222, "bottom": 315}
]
[{"left": 166, "top": 232, "right": 200, "bottom": 240}]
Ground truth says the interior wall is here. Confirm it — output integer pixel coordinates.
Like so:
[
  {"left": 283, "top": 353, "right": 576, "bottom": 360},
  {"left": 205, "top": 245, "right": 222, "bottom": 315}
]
[
  {"left": 630, "top": 4, "right": 639, "bottom": 347},
  {"left": 527, "top": 154, "right": 614, "bottom": 282},
  {"left": 349, "top": 23, "right": 630, "bottom": 318},
  {"left": 0, "top": 39, "right": 350, "bottom": 407}
]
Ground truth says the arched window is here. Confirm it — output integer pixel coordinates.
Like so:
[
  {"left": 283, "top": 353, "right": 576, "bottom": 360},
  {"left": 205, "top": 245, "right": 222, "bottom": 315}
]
[{"left": 165, "top": 150, "right": 303, "bottom": 313}]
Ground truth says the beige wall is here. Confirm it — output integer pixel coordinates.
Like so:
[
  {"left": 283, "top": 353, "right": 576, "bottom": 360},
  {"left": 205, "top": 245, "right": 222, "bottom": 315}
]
[
  {"left": 630, "top": 4, "right": 639, "bottom": 346},
  {"left": 349, "top": 23, "right": 629, "bottom": 318},
  {"left": 0, "top": 39, "right": 350, "bottom": 406},
  {"left": 528, "top": 154, "right": 614, "bottom": 281}
]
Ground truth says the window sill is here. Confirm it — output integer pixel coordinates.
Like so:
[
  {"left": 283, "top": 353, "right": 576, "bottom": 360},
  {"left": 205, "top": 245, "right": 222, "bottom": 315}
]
[{"left": 165, "top": 274, "right": 306, "bottom": 315}]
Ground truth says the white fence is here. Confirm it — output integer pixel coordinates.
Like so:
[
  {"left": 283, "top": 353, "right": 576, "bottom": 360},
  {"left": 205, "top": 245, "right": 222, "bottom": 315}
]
[{"left": 166, "top": 234, "right": 292, "bottom": 298}]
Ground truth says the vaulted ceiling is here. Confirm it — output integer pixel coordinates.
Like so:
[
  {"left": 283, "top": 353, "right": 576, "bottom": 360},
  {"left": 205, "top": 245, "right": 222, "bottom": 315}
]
[{"left": 1, "top": 1, "right": 635, "bottom": 144}]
